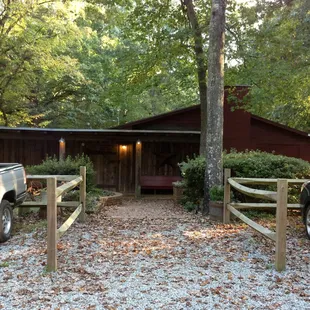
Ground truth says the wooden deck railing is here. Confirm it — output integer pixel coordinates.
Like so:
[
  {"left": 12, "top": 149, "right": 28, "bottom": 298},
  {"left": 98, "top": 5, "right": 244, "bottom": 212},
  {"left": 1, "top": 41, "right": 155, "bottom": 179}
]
[
  {"left": 23, "top": 166, "right": 86, "bottom": 271},
  {"left": 223, "top": 168, "right": 305, "bottom": 271}
]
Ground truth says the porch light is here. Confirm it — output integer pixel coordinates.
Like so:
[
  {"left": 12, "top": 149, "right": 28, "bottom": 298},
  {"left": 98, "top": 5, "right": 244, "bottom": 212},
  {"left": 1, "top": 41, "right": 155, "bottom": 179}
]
[
  {"left": 137, "top": 140, "right": 141, "bottom": 145},
  {"left": 121, "top": 145, "right": 127, "bottom": 150},
  {"left": 59, "top": 137, "right": 66, "bottom": 161}
]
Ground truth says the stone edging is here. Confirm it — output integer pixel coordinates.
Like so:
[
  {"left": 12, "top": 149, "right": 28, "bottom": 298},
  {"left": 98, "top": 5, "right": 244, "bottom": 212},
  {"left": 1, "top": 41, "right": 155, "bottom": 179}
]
[{"left": 100, "top": 192, "right": 123, "bottom": 207}]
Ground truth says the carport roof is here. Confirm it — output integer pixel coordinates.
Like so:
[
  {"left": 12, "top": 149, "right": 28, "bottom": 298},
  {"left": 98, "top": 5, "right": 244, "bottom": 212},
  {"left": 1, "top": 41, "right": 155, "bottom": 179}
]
[
  {"left": 0, "top": 126, "right": 200, "bottom": 143},
  {"left": 0, "top": 126, "right": 199, "bottom": 134}
]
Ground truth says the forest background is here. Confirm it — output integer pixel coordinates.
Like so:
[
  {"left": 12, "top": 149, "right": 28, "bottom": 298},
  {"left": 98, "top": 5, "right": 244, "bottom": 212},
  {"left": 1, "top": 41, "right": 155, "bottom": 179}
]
[{"left": 0, "top": 0, "right": 309, "bottom": 130}]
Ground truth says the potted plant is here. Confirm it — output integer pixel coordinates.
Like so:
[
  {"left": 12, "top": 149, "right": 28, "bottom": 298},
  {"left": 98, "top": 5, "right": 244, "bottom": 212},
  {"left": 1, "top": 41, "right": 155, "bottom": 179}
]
[
  {"left": 172, "top": 181, "right": 185, "bottom": 203},
  {"left": 209, "top": 185, "right": 224, "bottom": 222}
]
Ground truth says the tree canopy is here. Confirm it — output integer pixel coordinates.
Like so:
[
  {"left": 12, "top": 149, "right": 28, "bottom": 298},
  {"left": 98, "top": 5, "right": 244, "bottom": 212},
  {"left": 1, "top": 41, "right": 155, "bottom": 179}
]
[
  {"left": 0, "top": 0, "right": 309, "bottom": 130},
  {"left": 227, "top": 0, "right": 310, "bottom": 130}
]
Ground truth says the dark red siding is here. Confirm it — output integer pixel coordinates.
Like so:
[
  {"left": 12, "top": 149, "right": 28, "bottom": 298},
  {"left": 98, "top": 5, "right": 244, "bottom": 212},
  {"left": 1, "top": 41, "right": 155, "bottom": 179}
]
[
  {"left": 132, "top": 108, "right": 201, "bottom": 131},
  {"left": 117, "top": 86, "right": 310, "bottom": 162},
  {"left": 250, "top": 117, "right": 310, "bottom": 161}
]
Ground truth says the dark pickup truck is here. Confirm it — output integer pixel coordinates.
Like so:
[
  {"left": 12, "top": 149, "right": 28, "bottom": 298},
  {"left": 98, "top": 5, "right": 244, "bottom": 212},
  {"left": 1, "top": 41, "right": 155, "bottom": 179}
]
[{"left": 300, "top": 181, "right": 310, "bottom": 239}]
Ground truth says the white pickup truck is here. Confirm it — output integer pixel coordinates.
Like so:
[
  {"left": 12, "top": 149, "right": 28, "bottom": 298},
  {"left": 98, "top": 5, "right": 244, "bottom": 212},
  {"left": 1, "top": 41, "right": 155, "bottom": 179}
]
[{"left": 0, "top": 163, "right": 27, "bottom": 243}]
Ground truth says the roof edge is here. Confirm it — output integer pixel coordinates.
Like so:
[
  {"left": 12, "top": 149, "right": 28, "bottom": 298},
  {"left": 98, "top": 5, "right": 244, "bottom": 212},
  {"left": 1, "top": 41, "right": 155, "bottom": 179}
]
[
  {"left": 113, "top": 105, "right": 200, "bottom": 129},
  {"left": 114, "top": 85, "right": 250, "bottom": 129},
  {"left": 251, "top": 114, "right": 309, "bottom": 138},
  {"left": 0, "top": 126, "right": 200, "bottom": 135}
]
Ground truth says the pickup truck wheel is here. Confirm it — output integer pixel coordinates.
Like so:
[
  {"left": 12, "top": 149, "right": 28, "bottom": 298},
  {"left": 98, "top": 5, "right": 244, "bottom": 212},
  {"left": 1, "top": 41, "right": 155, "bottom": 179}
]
[
  {"left": 306, "top": 205, "right": 310, "bottom": 240},
  {"left": 0, "top": 200, "right": 13, "bottom": 243}
]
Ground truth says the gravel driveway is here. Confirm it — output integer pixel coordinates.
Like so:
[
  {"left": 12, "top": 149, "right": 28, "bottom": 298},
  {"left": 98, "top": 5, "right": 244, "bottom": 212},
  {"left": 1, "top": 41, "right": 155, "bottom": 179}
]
[{"left": 0, "top": 199, "right": 309, "bottom": 309}]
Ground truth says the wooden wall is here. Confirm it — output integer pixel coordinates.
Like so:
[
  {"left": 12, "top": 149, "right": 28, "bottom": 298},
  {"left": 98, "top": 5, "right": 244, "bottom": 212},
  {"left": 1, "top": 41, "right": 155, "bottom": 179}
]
[
  {"left": 0, "top": 138, "right": 58, "bottom": 166},
  {"left": 133, "top": 109, "right": 201, "bottom": 131},
  {"left": 0, "top": 131, "right": 198, "bottom": 193},
  {"left": 82, "top": 142, "right": 119, "bottom": 191},
  {"left": 223, "top": 108, "right": 251, "bottom": 151},
  {"left": 119, "top": 144, "right": 134, "bottom": 193},
  {"left": 141, "top": 142, "right": 199, "bottom": 176},
  {"left": 250, "top": 118, "right": 310, "bottom": 162}
]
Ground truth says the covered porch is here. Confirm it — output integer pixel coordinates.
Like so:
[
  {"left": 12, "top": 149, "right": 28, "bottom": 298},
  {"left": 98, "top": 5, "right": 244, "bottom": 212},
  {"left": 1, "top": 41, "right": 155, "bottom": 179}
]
[{"left": 0, "top": 127, "right": 200, "bottom": 194}]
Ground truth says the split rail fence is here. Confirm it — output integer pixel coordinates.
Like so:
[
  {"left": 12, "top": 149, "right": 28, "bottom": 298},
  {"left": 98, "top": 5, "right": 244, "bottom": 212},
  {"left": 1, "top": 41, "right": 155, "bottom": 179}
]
[
  {"left": 22, "top": 166, "right": 86, "bottom": 271},
  {"left": 223, "top": 168, "right": 305, "bottom": 271}
]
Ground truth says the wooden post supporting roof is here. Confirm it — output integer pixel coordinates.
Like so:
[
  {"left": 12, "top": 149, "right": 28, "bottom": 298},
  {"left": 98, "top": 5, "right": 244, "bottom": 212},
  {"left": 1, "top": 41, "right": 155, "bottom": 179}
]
[
  {"left": 135, "top": 140, "right": 142, "bottom": 198},
  {"left": 59, "top": 137, "right": 66, "bottom": 161}
]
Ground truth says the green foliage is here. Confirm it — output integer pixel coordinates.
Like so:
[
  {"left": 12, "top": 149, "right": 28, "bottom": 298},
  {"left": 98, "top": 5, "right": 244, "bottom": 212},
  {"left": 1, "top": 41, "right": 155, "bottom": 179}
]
[
  {"left": 225, "top": 150, "right": 310, "bottom": 203},
  {"left": 180, "top": 199, "right": 198, "bottom": 212},
  {"left": 209, "top": 185, "right": 224, "bottom": 202},
  {"left": 179, "top": 155, "right": 205, "bottom": 205},
  {"left": 228, "top": 0, "right": 310, "bottom": 131},
  {"left": 179, "top": 150, "right": 310, "bottom": 207},
  {"left": 243, "top": 210, "right": 274, "bottom": 221},
  {"left": 85, "top": 189, "right": 110, "bottom": 213},
  {"left": 0, "top": 0, "right": 202, "bottom": 128},
  {"left": 224, "top": 150, "right": 310, "bottom": 179},
  {"left": 0, "top": 0, "right": 308, "bottom": 130},
  {"left": 13, "top": 219, "right": 47, "bottom": 234},
  {"left": 85, "top": 188, "right": 115, "bottom": 213},
  {"left": 0, "top": 262, "right": 10, "bottom": 268},
  {"left": 62, "top": 190, "right": 80, "bottom": 203},
  {"left": 26, "top": 155, "right": 95, "bottom": 192},
  {"left": 0, "top": 0, "right": 88, "bottom": 127}
]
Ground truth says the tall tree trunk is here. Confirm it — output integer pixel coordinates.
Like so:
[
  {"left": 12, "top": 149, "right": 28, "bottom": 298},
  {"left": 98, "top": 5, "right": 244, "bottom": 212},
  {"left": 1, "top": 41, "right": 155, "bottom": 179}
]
[
  {"left": 182, "top": 0, "right": 207, "bottom": 156},
  {"left": 203, "top": 0, "right": 226, "bottom": 214}
]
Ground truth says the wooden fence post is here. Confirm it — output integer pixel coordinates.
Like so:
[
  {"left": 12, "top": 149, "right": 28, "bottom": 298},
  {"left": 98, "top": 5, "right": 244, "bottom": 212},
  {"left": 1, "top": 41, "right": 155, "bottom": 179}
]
[
  {"left": 135, "top": 140, "right": 142, "bottom": 199},
  {"left": 79, "top": 166, "right": 86, "bottom": 223},
  {"left": 47, "top": 177, "right": 57, "bottom": 272},
  {"left": 223, "top": 168, "right": 231, "bottom": 224},
  {"left": 275, "top": 179, "right": 288, "bottom": 271}
]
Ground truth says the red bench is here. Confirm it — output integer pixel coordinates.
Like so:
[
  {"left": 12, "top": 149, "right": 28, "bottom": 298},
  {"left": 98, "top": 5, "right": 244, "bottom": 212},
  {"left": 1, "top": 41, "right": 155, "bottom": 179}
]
[{"left": 140, "top": 176, "right": 182, "bottom": 190}]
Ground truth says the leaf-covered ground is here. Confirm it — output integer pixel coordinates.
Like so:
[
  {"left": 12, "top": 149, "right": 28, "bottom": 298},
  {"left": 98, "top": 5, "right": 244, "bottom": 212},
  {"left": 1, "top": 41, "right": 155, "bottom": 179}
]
[{"left": 0, "top": 199, "right": 309, "bottom": 309}]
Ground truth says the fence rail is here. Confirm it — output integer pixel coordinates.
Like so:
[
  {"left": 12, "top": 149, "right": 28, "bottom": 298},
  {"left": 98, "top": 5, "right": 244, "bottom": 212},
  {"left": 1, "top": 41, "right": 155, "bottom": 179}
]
[
  {"left": 56, "top": 176, "right": 83, "bottom": 198},
  {"left": 223, "top": 169, "right": 294, "bottom": 271},
  {"left": 23, "top": 166, "right": 87, "bottom": 271},
  {"left": 27, "top": 175, "right": 77, "bottom": 182},
  {"left": 229, "top": 202, "right": 300, "bottom": 209},
  {"left": 228, "top": 178, "right": 277, "bottom": 201},
  {"left": 227, "top": 204, "right": 276, "bottom": 241},
  {"left": 231, "top": 178, "right": 307, "bottom": 185}
]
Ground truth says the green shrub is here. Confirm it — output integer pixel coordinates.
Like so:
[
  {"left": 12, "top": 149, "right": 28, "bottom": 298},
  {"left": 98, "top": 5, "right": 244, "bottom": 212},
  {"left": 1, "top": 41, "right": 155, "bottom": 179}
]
[
  {"left": 86, "top": 189, "right": 113, "bottom": 213},
  {"left": 243, "top": 210, "right": 274, "bottom": 220},
  {"left": 178, "top": 150, "right": 310, "bottom": 207},
  {"left": 62, "top": 190, "right": 80, "bottom": 202},
  {"left": 224, "top": 150, "right": 310, "bottom": 179},
  {"left": 178, "top": 155, "right": 205, "bottom": 205},
  {"left": 209, "top": 185, "right": 224, "bottom": 202},
  {"left": 181, "top": 199, "right": 198, "bottom": 212},
  {"left": 26, "top": 155, "right": 96, "bottom": 192}
]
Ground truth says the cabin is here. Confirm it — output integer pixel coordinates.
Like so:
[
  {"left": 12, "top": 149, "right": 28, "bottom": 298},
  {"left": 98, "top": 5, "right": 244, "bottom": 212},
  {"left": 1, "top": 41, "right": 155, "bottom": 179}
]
[{"left": 1, "top": 86, "right": 310, "bottom": 194}]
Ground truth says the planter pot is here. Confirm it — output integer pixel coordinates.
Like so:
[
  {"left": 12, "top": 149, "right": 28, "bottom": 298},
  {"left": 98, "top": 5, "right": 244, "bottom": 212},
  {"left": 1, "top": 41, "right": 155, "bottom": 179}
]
[
  {"left": 209, "top": 201, "right": 223, "bottom": 222},
  {"left": 173, "top": 186, "right": 184, "bottom": 203}
]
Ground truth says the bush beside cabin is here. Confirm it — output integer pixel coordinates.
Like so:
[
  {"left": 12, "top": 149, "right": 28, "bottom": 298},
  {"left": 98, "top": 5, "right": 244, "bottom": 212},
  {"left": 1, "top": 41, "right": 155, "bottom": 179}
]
[{"left": 179, "top": 150, "right": 310, "bottom": 214}]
